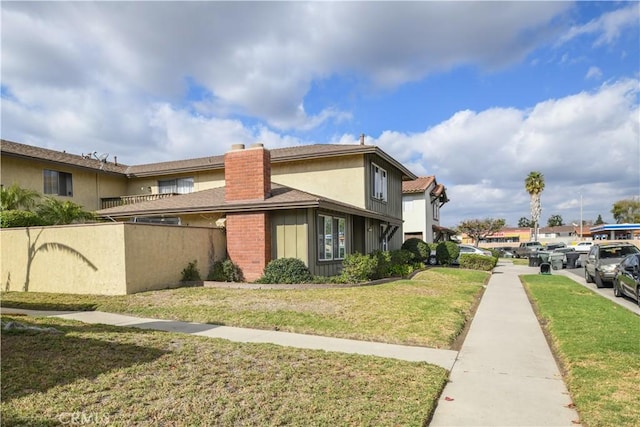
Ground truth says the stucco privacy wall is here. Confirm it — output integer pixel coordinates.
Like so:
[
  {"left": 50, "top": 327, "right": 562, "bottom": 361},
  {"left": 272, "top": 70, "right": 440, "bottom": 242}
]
[{"left": 1, "top": 222, "right": 226, "bottom": 295}]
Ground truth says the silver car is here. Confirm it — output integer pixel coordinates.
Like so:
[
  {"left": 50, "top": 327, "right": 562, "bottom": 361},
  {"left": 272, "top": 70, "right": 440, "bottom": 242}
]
[{"left": 584, "top": 243, "right": 640, "bottom": 288}]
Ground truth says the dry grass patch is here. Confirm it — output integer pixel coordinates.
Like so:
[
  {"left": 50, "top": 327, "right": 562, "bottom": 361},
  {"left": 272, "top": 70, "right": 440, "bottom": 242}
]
[
  {"left": 1, "top": 315, "right": 447, "bottom": 426},
  {"left": 1, "top": 268, "right": 487, "bottom": 349}
]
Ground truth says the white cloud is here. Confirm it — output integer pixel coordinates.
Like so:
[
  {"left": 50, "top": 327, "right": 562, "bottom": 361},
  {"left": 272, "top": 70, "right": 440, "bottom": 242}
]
[
  {"left": 585, "top": 66, "right": 603, "bottom": 80},
  {"left": 372, "top": 78, "right": 640, "bottom": 226},
  {"left": 557, "top": 3, "right": 640, "bottom": 47}
]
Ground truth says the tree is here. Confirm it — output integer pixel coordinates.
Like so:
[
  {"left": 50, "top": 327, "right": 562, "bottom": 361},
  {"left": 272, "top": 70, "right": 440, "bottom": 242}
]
[
  {"left": 37, "top": 197, "right": 95, "bottom": 225},
  {"left": 524, "top": 171, "right": 545, "bottom": 241},
  {"left": 518, "top": 217, "right": 532, "bottom": 228},
  {"left": 0, "top": 183, "right": 40, "bottom": 211},
  {"left": 594, "top": 214, "right": 605, "bottom": 225},
  {"left": 547, "top": 214, "right": 564, "bottom": 227},
  {"left": 457, "top": 218, "right": 506, "bottom": 247},
  {"left": 611, "top": 198, "right": 640, "bottom": 223}
]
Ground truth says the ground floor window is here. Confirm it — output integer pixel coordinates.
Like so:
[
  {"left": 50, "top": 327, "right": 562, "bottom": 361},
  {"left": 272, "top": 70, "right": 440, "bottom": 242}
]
[{"left": 318, "top": 214, "right": 346, "bottom": 260}]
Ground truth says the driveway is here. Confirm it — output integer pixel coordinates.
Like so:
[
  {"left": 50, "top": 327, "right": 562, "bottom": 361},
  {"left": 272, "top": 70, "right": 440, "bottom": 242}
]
[{"left": 562, "top": 267, "right": 640, "bottom": 315}]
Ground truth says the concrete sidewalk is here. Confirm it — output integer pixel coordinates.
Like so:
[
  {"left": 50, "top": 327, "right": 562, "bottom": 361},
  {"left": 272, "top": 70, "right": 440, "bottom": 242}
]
[
  {"left": 430, "top": 262, "right": 581, "bottom": 426},
  {"left": 0, "top": 307, "right": 458, "bottom": 370}
]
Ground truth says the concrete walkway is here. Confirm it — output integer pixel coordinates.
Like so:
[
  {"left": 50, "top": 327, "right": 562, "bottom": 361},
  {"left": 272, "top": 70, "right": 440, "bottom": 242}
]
[
  {"left": 430, "top": 262, "right": 581, "bottom": 426},
  {"left": 1, "top": 261, "right": 581, "bottom": 426},
  {"left": 0, "top": 307, "right": 458, "bottom": 370}
]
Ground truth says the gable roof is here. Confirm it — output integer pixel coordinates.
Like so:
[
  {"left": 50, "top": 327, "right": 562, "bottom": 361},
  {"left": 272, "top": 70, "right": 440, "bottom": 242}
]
[
  {"left": 2, "top": 139, "right": 417, "bottom": 180},
  {"left": 402, "top": 176, "right": 435, "bottom": 193},
  {"left": 97, "top": 183, "right": 403, "bottom": 224}
]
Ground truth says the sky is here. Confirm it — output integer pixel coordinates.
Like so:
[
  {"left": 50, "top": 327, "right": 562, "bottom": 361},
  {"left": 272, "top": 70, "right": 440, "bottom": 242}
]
[{"left": 2, "top": 1, "right": 639, "bottom": 228}]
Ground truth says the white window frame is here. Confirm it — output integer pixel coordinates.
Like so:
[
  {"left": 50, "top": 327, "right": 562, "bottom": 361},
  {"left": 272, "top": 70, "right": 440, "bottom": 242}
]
[
  {"left": 318, "top": 214, "right": 346, "bottom": 261},
  {"left": 371, "top": 163, "right": 387, "bottom": 202},
  {"left": 158, "top": 177, "right": 194, "bottom": 194}
]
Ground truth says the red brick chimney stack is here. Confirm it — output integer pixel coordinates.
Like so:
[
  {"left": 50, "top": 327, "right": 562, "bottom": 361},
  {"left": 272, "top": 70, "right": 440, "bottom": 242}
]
[
  {"left": 224, "top": 143, "right": 272, "bottom": 282},
  {"left": 224, "top": 143, "right": 271, "bottom": 202}
]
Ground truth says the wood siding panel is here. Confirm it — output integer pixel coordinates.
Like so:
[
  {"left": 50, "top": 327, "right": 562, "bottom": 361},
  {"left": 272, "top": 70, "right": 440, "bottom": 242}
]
[
  {"left": 272, "top": 210, "right": 309, "bottom": 265},
  {"left": 364, "top": 154, "right": 403, "bottom": 219}
]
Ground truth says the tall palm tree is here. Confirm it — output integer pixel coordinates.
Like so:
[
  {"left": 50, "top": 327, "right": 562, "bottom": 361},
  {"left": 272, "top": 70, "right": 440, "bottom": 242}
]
[
  {"left": 525, "top": 171, "right": 545, "bottom": 242},
  {"left": 0, "top": 183, "right": 40, "bottom": 211}
]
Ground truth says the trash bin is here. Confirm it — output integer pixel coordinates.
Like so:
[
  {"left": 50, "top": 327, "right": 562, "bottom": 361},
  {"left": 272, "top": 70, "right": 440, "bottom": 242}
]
[
  {"left": 538, "top": 251, "right": 550, "bottom": 264},
  {"left": 540, "top": 263, "right": 551, "bottom": 274},
  {"left": 549, "top": 253, "right": 564, "bottom": 270},
  {"left": 528, "top": 255, "right": 540, "bottom": 267},
  {"left": 565, "top": 252, "right": 579, "bottom": 269}
]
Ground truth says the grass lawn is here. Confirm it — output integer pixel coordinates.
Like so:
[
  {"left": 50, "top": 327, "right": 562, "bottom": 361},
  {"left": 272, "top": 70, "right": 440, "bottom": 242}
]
[
  {"left": 1, "top": 268, "right": 488, "bottom": 349},
  {"left": 1, "top": 314, "right": 448, "bottom": 426},
  {"left": 522, "top": 274, "right": 640, "bottom": 427}
]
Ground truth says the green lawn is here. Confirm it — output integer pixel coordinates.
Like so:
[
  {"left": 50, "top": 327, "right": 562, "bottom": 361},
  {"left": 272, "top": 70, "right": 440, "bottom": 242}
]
[
  {"left": 1, "top": 314, "right": 448, "bottom": 426},
  {"left": 1, "top": 268, "right": 488, "bottom": 349},
  {"left": 522, "top": 274, "right": 640, "bottom": 427}
]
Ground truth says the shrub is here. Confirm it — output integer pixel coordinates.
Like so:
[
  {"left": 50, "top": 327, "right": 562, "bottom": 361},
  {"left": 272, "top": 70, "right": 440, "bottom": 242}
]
[
  {"left": 181, "top": 260, "right": 201, "bottom": 282},
  {"left": 436, "top": 241, "right": 460, "bottom": 266},
  {"left": 372, "top": 250, "right": 392, "bottom": 279},
  {"left": 207, "top": 259, "right": 244, "bottom": 282},
  {"left": 487, "top": 248, "right": 501, "bottom": 259},
  {"left": 401, "top": 238, "right": 430, "bottom": 261},
  {"left": 259, "top": 258, "right": 313, "bottom": 284},
  {"left": 459, "top": 254, "right": 498, "bottom": 271},
  {"left": 388, "top": 249, "right": 417, "bottom": 277},
  {"left": 0, "top": 210, "right": 45, "bottom": 228},
  {"left": 340, "top": 252, "right": 378, "bottom": 283}
]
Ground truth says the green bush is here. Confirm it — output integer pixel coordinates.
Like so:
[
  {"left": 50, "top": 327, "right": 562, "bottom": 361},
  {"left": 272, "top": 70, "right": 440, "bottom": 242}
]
[
  {"left": 388, "top": 249, "right": 417, "bottom": 277},
  {"left": 459, "top": 254, "right": 497, "bottom": 271},
  {"left": 181, "top": 260, "right": 201, "bottom": 282},
  {"left": 258, "top": 258, "right": 313, "bottom": 284},
  {"left": 436, "top": 241, "right": 460, "bottom": 266},
  {"left": 372, "top": 250, "right": 391, "bottom": 279},
  {"left": 0, "top": 210, "right": 45, "bottom": 228},
  {"left": 340, "top": 252, "right": 378, "bottom": 283},
  {"left": 207, "top": 259, "right": 244, "bottom": 282},
  {"left": 401, "top": 238, "right": 429, "bottom": 261},
  {"left": 487, "top": 248, "right": 501, "bottom": 259}
]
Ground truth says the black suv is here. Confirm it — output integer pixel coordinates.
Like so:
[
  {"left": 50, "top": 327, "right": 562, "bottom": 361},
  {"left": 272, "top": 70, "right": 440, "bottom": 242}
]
[{"left": 584, "top": 243, "right": 640, "bottom": 288}]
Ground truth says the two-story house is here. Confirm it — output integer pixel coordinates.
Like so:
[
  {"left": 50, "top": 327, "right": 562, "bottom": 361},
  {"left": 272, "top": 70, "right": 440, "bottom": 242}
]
[
  {"left": 401, "top": 176, "right": 452, "bottom": 243},
  {"left": 1, "top": 139, "right": 416, "bottom": 280}
]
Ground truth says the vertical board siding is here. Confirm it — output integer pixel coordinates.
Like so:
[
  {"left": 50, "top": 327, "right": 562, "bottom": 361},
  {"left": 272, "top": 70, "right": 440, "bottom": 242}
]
[{"left": 272, "top": 210, "right": 309, "bottom": 265}]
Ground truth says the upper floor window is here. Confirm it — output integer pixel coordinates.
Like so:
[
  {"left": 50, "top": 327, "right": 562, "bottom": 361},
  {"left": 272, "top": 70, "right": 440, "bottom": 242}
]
[
  {"left": 432, "top": 201, "right": 440, "bottom": 220},
  {"left": 43, "top": 170, "right": 73, "bottom": 196},
  {"left": 318, "top": 214, "right": 346, "bottom": 261},
  {"left": 371, "top": 163, "right": 387, "bottom": 202},
  {"left": 158, "top": 177, "right": 194, "bottom": 194}
]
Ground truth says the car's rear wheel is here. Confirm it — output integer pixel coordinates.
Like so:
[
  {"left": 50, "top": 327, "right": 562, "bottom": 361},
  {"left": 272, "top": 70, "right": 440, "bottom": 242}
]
[
  {"left": 584, "top": 268, "right": 593, "bottom": 283},
  {"left": 594, "top": 273, "right": 604, "bottom": 289}
]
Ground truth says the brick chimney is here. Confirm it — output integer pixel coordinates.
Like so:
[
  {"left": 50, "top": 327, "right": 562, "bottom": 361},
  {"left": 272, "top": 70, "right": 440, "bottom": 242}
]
[
  {"left": 224, "top": 143, "right": 272, "bottom": 281},
  {"left": 224, "top": 143, "right": 271, "bottom": 201}
]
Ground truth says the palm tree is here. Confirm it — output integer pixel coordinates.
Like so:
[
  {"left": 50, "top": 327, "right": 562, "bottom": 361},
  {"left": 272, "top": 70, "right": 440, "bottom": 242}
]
[
  {"left": 0, "top": 183, "right": 40, "bottom": 211},
  {"left": 37, "top": 197, "right": 95, "bottom": 225},
  {"left": 525, "top": 171, "right": 545, "bottom": 242}
]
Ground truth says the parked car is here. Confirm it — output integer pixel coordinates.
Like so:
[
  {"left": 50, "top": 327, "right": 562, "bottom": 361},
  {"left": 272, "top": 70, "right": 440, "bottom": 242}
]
[
  {"left": 545, "top": 242, "right": 566, "bottom": 251},
  {"left": 572, "top": 241, "right": 594, "bottom": 253},
  {"left": 514, "top": 242, "right": 543, "bottom": 258},
  {"left": 584, "top": 243, "right": 640, "bottom": 288},
  {"left": 613, "top": 253, "right": 640, "bottom": 306},
  {"left": 495, "top": 246, "right": 516, "bottom": 258},
  {"left": 454, "top": 244, "right": 493, "bottom": 264}
]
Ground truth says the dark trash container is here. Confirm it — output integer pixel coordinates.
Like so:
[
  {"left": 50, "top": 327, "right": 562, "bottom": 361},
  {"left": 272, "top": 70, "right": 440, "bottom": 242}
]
[
  {"left": 540, "top": 263, "right": 551, "bottom": 274},
  {"left": 528, "top": 255, "right": 540, "bottom": 267},
  {"left": 565, "top": 252, "right": 579, "bottom": 269}
]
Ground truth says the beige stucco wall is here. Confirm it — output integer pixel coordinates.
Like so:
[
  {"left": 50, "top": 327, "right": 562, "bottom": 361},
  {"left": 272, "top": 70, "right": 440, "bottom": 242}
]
[
  {"left": 272, "top": 157, "right": 365, "bottom": 208},
  {"left": 1, "top": 222, "right": 226, "bottom": 295},
  {"left": 126, "top": 170, "right": 225, "bottom": 196},
  {"left": 1, "top": 156, "right": 128, "bottom": 211}
]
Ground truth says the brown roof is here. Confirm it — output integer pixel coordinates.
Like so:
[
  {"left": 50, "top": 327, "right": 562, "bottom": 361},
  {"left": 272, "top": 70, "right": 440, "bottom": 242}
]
[
  {"left": 402, "top": 176, "right": 435, "bottom": 193},
  {"left": 97, "top": 183, "right": 402, "bottom": 224},
  {"left": 3, "top": 139, "right": 417, "bottom": 180},
  {"left": 1, "top": 139, "right": 128, "bottom": 175}
]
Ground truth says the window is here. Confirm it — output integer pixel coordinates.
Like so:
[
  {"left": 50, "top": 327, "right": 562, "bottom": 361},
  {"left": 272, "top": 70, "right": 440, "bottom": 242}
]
[
  {"left": 380, "top": 224, "right": 388, "bottom": 251},
  {"left": 432, "top": 202, "right": 440, "bottom": 220},
  {"left": 371, "top": 163, "right": 387, "bottom": 202},
  {"left": 158, "top": 177, "right": 194, "bottom": 194},
  {"left": 43, "top": 170, "right": 73, "bottom": 196},
  {"left": 318, "top": 215, "right": 346, "bottom": 260},
  {"left": 403, "top": 200, "right": 413, "bottom": 213}
]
